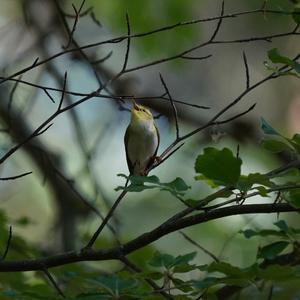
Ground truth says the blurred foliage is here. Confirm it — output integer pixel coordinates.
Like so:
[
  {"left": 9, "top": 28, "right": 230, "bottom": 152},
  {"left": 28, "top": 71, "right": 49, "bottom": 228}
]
[
  {"left": 2, "top": 0, "right": 300, "bottom": 299},
  {"left": 1, "top": 120, "right": 300, "bottom": 298},
  {"left": 75, "top": 0, "right": 200, "bottom": 57}
]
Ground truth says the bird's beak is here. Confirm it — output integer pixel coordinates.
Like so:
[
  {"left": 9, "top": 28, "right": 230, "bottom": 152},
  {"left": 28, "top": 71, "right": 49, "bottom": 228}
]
[{"left": 132, "top": 99, "right": 139, "bottom": 110}]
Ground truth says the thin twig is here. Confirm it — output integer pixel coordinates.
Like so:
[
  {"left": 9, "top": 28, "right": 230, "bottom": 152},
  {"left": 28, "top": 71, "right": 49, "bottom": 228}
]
[
  {"left": 7, "top": 76, "right": 21, "bottom": 117},
  {"left": 1, "top": 226, "right": 12, "bottom": 260},
  {"left": 180, "top": 54, "right": 212, "bottom": 60},
  {"left": 57, "top": 72, "right": 67, "bottom": 111},
  {"left": 64, "top": 5, "right": 93, "bottom": 18},
  {"left": 121, "top": 12, "right": 131, "bottom": 72},
  {"left": 83, "top": 180, "right": 129, "bottom": 249},
  {"left": 64, "top": 0, "right": 86, "bottom": 49},
  {"left": 1, "top": 9, "right": 298, "bottom": 86},
  {"left": 210, "top": 0, "right": 225, "bottom": 41},
  {"left": 0, "top": 171, "right": 32, "bottom": 181},
  {"left": 91, "top": 51, "right": 113, "bottom": 64},
  {"left": 43, "top": 268, "right": 66, "bottom": 298},
  {"left": 267, "top": 284, "right": 274, "bottom": 300},
  {"left": 213, "top": 103, "right": 256, "bottom": 126},
  {"left": 243, "top": 51, "right": 250, "bottom": 89},
  {"left": 43, "top": 88, "right": 55, "bottom": 103},
  {"left": 179, "top": 231, "right": 219, "bottom": 262},
  {"left": 120, "top": 256, "right": 173, "bottom": 300},
  {"left": 90, "top": 11, "right": 102, "bottom": 27},
  {"left": 159, "top": 74, "right": 179, "bottom": 139}
]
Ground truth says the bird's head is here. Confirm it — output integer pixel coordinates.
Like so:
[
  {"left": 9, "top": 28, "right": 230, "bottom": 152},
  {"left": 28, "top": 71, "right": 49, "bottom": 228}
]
[{"left": 131, "top": 101, "right": 154, "bottom": 122}]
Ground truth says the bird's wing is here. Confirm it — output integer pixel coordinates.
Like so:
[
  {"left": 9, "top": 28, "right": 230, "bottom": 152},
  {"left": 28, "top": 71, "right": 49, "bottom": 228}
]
[
  {"left": 146, "top": 124, "right": 160, "bottom": 173},
  {"left": 124, "top": 126, "right": 134, "bottom": 174}
]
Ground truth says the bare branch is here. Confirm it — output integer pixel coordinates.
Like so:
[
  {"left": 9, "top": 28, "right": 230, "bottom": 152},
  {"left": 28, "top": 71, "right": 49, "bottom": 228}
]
[
  {"left": 84, "top": 181, "right": 129, "bottom": 249},
  {"left": 243, "top": 51, "right": 250, "bottom": 89},
  {"left": 159, "top": 73, "right": 179, "bottom": 139},
  {"left": 121, "top": 12, "right": 131, "bottom": 72},
  {"left": 120, "top": 256, "right": 173, "bottom": 300},
  {"left": 90, "top": 11, "right": 102, "bottom": 27},
  {"left": 43, "top": 89, "right": 55, "bottom": 103},
  {"left": 57, "top": 72, "right": 68, "bottom": 111},
  {"left": 0, "top": 8, "right": 298, "bottom": 86},
  {"left": 1, "top": 226, "right": 12, "bottom": 260},
  {"left": 64, "top": 0, "right": 86, "bottom": 49},
  {"left": 36, "top": 123, "right": 54, "bottom": 136},
  {"left": 64, "top": 5, "right": 93, "bottom": 18},
  {"left": 43, "top": 268, "right": 66, "bottom": 298},
  {"left": 213, "top": 103, "right": 256, "bottom": 126},
  {"left": 180, "top": 54, "right": 212, "bottom": 60},
  {"left": 179, "top": 231, "right": 219, "bottom": 262},
  {"left": 7, "top": 76, "right": 21, "bottom": 117},
  {"left": 210, "top": 0, "right": 225, "bottom": 42},
  {"left": 0, "top": 171, "right": 32, "bottom": 181},
  {"left": 91, "top": 51, "right": 113, "bottom": 64},
  {"left": 0, "top": 203, "right": 297, "bottom": 272}
]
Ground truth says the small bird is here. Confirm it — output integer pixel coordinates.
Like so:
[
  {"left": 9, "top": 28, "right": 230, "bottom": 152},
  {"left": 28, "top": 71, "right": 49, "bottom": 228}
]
[{"left": 124, "top": 101, "right": 160, "bottom": 176}]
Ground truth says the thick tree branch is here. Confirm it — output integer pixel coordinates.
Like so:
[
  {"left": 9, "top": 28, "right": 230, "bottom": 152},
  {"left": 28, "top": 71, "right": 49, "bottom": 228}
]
[{"left": 0, "top": 203, "right": 297, "bottom": 272}]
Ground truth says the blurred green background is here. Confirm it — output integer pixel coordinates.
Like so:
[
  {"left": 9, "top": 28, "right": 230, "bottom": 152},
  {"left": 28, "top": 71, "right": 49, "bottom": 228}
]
[{"left": 0, "top": 0, "right": 300, "bottom": 298}]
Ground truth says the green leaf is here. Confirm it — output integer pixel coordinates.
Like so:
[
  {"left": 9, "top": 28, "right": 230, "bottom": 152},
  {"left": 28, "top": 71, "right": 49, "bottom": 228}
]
[
  {"left": 172, "top": 252, "right": 197, "bottom": 266},
  {"left": 205, "top": 262, "right": 255, "bottom": 279},
  {"left": 292, "top": 133, "right": 300, "bottom": 144},
  {"left": 255, "top": 186, "right": 269, "bottom": 197},
  {"left": 261, "top": 138, "right": 292, "bottom": 153},
  {"left": 240, "top": 229, "right": 287, "bottom": 239},
  {"left": 274, "top": 220, "right": 289, "bottom": 233},
  {"left": 258, "top": 241, "right": 289, "bottom": 260},
  {"left": 193, "top": 277, "right": 219, "bottom": 289},
  {"left": 171, "top": 278, "right": 193, "bottom": 292},
  {"left": 173, "top": 264, "right": 197, "bottom": 273},
  {"left": 257, "top": 265, "right": 296, "bottom": 281},
  {"left": 148, "top": 252, "right": 175, "bottom": 268},
  {"left": 195, "top": 147, "right": 242, "bottom": 186},
  {"left": 115, "top": 175, "right": 190, "bottom": 198},
  {"left": 162, "top": 177, "right": 190, "bottom": 193},
  {"left": 293, "top": 7, "right": 300, "bottom": 24},
  {"left": 129, "top": 175, "right": 160, "bottom": 185},
  {"left": 14, "top": 216, "right": 34, "bottom": 226},
  {"left": 237, "top": 173, "right": 273, "bottom": 193},
  {"left": 267, "top": 48, "right": 300, "bottom": 74},
  {"left": 289, "top": 133, "right": 300, "bottom": 153},
  {"left": 284, "top": 189, "right": 300, "bottom": 208},
  {"left": 90, "top": 274, "right": 137, "bottom": 293},
  {"left": 148, "top": 251, "right": 196, "bottom": 269},
  {"left": 261, "top": 118, "right": 280, "bottom": 135},
  {"left": 268, "top": 48, "right": 294, "bottom": 66}
]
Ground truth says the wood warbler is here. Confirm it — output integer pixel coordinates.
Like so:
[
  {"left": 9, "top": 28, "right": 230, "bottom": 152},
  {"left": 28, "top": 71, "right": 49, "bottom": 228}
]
[{"left": 124, "top": 102, "right": 160, "bottom": 176}]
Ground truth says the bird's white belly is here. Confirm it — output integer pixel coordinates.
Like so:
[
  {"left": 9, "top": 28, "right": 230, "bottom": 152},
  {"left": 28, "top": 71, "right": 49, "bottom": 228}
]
[{"left": 127, "top": 122, "right": 158, "bottom": 175}]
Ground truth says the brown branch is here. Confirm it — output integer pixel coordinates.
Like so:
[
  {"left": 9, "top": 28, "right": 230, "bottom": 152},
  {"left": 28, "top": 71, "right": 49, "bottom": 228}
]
[
  {"left": 0, "top": 203, "right": 297, "bottom": 272},
  {"left": 0, "top": 8, "right": 298, "bottom": 85}
]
